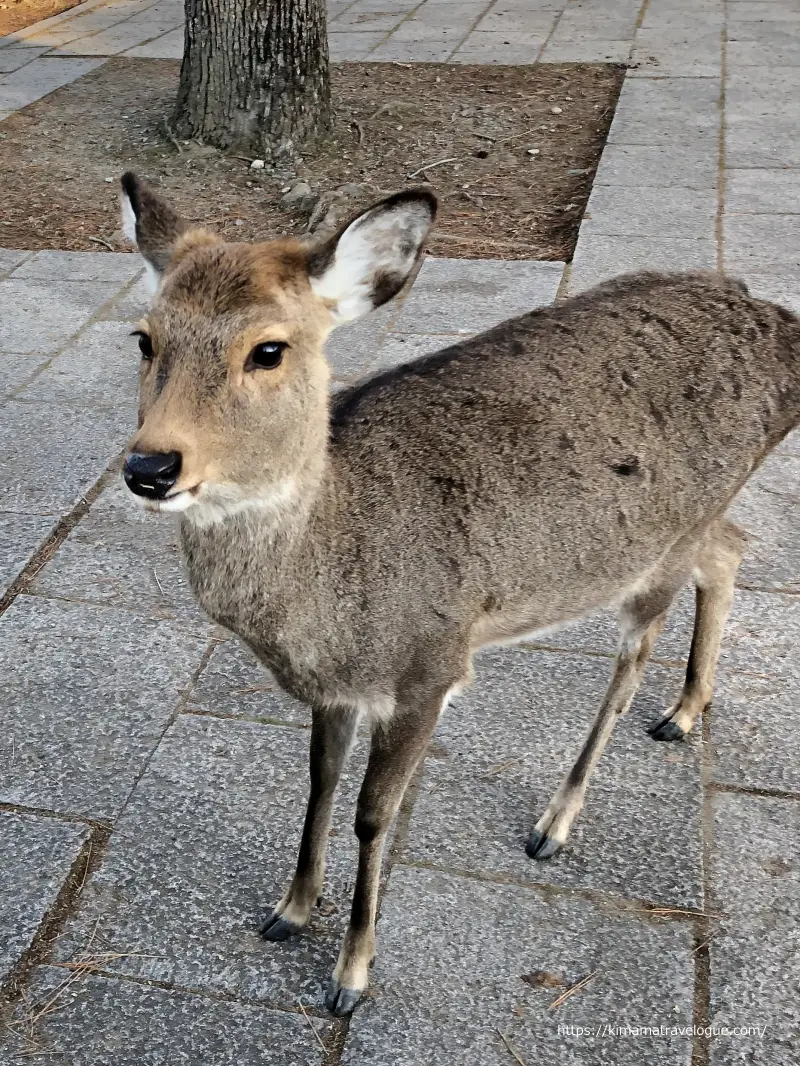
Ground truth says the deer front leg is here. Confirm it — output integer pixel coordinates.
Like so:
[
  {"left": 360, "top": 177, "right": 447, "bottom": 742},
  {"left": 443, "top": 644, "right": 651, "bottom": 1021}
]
[
  {"left": 325, "top": 682, "right": 454, "bottom": 1016},
  {"left": 261, "top": 705, "right": 359, "bottom": 941}
]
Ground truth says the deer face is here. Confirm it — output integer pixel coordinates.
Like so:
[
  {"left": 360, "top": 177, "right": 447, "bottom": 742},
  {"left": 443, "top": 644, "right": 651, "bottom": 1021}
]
[{"left": 119, "top": 172, "right": 436, "bottom": 524}]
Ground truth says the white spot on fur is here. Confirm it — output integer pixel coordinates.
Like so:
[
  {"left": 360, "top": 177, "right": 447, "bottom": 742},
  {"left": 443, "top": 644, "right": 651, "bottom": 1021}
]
[{"left": 311, "top": 198, "right": 432, "bottom": 323}]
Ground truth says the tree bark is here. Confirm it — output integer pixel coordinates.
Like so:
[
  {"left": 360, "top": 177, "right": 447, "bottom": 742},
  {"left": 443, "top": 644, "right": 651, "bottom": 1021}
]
[{"left": 175, "top": 0, "right": 331, "bottom": 163}]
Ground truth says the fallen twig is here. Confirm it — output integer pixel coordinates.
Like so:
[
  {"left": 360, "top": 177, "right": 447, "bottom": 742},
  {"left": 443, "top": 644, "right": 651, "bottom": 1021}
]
[
  {"left": 298, "top": 1001, "right": 328, "bottom": 1055},
  {"left": 153, "top": 569, "right": 165, "bottom": 596},
  {"left": 690, "top": 933, "right": 716, "bottom": 956},
  {"left": 496, "top": 1028, "right": 528, "bottom": 1066},
  {"left": 550, "top": 969, "right": 598, "bottom": 1009},
  {"left": 407, "top": 156, "right": 458, "bottom": 179},
  {"left": 648, "top": 906, "right": 724, "bottom": 920},
  {"left": 87, "top": 236, "right": 115, "bottom": 251},
  {"left": 481, "top": 755, "right": 526, "bottom": 779}
]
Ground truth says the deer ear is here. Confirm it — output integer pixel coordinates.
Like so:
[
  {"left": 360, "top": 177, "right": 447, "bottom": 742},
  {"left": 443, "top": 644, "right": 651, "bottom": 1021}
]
[
  {"left": 307, "top": 188, "right": 437, "bottom": 323},
  {"left": 120, "top": 172, "right": 190, "bottom": 291}
]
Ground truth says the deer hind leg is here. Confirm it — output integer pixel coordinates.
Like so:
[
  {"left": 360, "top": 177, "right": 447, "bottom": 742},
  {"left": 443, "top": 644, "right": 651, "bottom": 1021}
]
[
  {"left": 650, "top": 519, "right": 746, "bottom": 742},
  {"left": 526, "top": 551, "right": 702, "bottom": 861},
  {"left": 261, "top": 705, "right": 359, "bottom": 941},
  {"left": 326, "top": 676, "right": 462, "bottom": 1016}
]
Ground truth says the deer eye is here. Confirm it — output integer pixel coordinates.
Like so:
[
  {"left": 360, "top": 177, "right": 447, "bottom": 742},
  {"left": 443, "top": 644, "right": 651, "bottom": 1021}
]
[
  {"left": 246, "top": 341, "right": 286, "bottom": 371},
  {"left": 131, "top": 330, "right": 153, "bottom": 361}
]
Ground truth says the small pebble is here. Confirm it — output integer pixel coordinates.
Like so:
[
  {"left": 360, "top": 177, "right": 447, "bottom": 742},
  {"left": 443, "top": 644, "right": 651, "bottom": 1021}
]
[
  {"left": 250, "top": 158, "right": 265, "bottom": 169},
  {"left": 234, "top": 219, "right": 245, "bottom": 226},
  {"left": 104, "top": 176, "right": 113, "bottom": 183},
  {"left": 550, "top": 105, "right": 563, "bottom": 114},
  {"left": 527, "top": 148, "right": 540, "bottom": 156}
]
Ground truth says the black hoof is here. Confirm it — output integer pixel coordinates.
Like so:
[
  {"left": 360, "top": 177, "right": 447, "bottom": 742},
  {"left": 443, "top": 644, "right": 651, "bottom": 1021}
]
[
  {"left": 325, "top": 977, "right": 362, "bottom": 1016},
  {"left": 526, "top": 829, "right": 562, "bottom": 860},
  {"left": 259, "top": 912, "right": 304, "bottom": 942},
  {"left": 649, "top": 717, "right": 687, "bottom": 742}
]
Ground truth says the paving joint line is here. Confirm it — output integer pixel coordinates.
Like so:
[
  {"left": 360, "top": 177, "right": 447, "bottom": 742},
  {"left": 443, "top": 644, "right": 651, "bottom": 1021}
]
[
  {"left": 690, "top": 687, "right": 718, "bottom": 1066},
  {"left": 710, "top": 780, "right": 800, "bottom": 803},
  {"left": 397, "top": 857, "right": 712, "bottom": 921},
  {"left": 362, "top": 0, "right": 433, "bottom": 58},
  {"left": 0, "top": 457, "right": 123, "bottom": 620},
  {"left": 5, "top": 265, "right": 145, "bottom": 404},
  {"left": 0, "top": 823, "right": 112, "bottom": 1006},
  {"left": 181, "top": 705, "right": 312, "bottom": 730},
  {"left": 445, "top": 0, "right": 500, "bottom": 63},
  {"left": 715, "top": 9, "right": 728, "bottom": 274},
  {"left": 112, "top": 637, "right": 222, "bottom": 824},
  {"left": 534, "top": 0, "right": 568, "bottom": 62},
  {"left": 26, "top": 0, "right": 169, "bottom": 57},
  {"left": 0, "top": 801, "right": 111, "bottom": 831}
]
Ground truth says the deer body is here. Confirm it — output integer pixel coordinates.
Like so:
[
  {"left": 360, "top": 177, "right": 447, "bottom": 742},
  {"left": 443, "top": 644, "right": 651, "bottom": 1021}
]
[
  {"left": 182, "top": 272, "right": 795, "bottom": 703},
  {"left": 119, "top": 173, "right": 800, "bottom": 1015}
]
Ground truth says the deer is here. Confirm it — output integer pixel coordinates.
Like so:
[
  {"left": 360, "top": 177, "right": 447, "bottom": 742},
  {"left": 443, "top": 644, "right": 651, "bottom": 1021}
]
[{"left": 118, "top": 171, "right": 800, "bottom": 1015}]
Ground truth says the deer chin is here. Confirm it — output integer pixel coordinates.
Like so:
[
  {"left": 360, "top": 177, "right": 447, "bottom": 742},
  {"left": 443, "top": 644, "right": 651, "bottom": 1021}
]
[
  {"left": 181, "top": 478, "right": 300, "bottom": 529},
  {"left": 130, "top": 485, "right": 202, "bottom": 514}
]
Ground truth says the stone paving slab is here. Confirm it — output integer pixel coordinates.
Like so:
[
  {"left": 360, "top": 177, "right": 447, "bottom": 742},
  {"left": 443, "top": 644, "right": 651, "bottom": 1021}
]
[
  {"left": 582, "top": 185, "right": 718, "bottom": 240},
  {"left": 593, "top": 144, "right": 719, "bottom": 189},
  {"left": 343, "top": 866, "right": 695, "bottom": 1066},
  {"left": 0, "top": 399, "right": 128, "bottom": 515},
  {"left": 709, "top": 669, "right": 800, "bottom": 795},
  {"left": 29, "top": 479, "right": 211, "bottom": 624},
  {"left": 0, "top": 513, "right": 54, "bottom": 595},
  {"left": 0, "top": 46, "right": 47, "bottom": 73},
  {"left": 0, "top": 811, "right": 88, "bottom": 981},
  {"left": 726, "top": 168, "right": 800, "bottom": 215},
  {"left": 540, "top": 39, "right": 633, "bottom": 63},
  {"left": 0, "top": 970, "right": 330, "bottom": 1065},
  {"left": 11, "top": 250, "right": 141, "bottom": 283},
  {"left": 52, "top": 715, "right": 365, "bottom": 1009},
  {"left": 370, "top": 332, "right": 463, "bottom": 373},
  {"left": 16, "top": 319, "right": 138, "bottom": 409},
  {"left": 727, "top": 466, "right": 800, "bottom": 594},
  {"left": 186, "top": 639, "right": 311, "bottom": 726},
  {"left": 121, "top": 25, "right": 182, "bottom": 58},
  {"left": 0, "top": 250, "right": 31, "bottom": 278},
  {"left": 0, "top": 353, "right": 50, "bottom": 398},
  {"left": 709, "top": 792, "right": 800, "bottom": 1065},
  {"left": 607, "top": 79, "right": 720, "bottom": 147},
  {"left": 391, "top": 258, "right": 564, "bottom": 335},
  {"left": 0, "top": 595, "right": 208, "bottom": 820},
  {"left": 0, "top": 56, "right": 105, "bottom": 116},
  {"left": 568, "top": 234, "right": 717, "bottom": 292},
  {"left": 323, "top": 305, "right": 395, "bottom": 382},
  {"left": 0, "top": 279, "right": 124, "bottom": 353},
  {"left": 724, "top": 214, "right": 800, "bottom": 276},
  {"left": 402, "top": 647, "right": 704, "bottom": 908}
]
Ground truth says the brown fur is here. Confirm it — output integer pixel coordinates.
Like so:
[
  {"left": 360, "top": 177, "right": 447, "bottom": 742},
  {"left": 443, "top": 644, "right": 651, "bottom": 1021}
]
[{"left": 121, "top": 175, "right": 800, "bottom": 1015}]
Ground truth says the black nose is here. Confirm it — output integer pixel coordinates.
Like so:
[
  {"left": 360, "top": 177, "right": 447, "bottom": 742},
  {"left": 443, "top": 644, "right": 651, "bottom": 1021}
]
[{"left": 124, "top": 451, "right": 182, "bottom": 499}]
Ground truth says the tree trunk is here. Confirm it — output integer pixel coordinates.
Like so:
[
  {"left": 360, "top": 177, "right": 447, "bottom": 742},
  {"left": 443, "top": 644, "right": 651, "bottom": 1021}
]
[{"left": 175, "top": 0, "right": 331, "bottom": 164}]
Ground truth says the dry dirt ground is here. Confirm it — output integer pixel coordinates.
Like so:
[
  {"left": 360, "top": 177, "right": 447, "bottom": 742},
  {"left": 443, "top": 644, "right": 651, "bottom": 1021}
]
[
  {"left": 0, "top": 59, "right": 624, "bottom": 259},
  {"left": 0, "top": 0, "right": 81, "bottom": 36}
]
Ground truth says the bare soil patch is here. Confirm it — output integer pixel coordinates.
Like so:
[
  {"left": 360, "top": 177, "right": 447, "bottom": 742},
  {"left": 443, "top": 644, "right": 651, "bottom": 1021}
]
[
  {"left": 0, "top": 0, "right": 81, "bottom": 37},
  {"left": 0, "top": 58, "right": 624, "bottom": 260}
]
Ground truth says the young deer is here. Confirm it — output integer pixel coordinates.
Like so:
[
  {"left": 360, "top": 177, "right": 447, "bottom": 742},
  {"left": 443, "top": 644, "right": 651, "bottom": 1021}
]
[{"left": 120, "top": 172, "right": 800, "bottom": 1015}]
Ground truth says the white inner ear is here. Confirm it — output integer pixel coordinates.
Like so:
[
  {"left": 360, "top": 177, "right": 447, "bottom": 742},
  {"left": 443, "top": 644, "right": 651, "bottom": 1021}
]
[
  {"left": 120, "top": 190, "right": 137, "bottom": 245},
  {"left": 310, "top": 202, "right": 431, "bottom": 324},
  {"left": 120, "top": 190, "right": 160, "bottom": 296}
]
